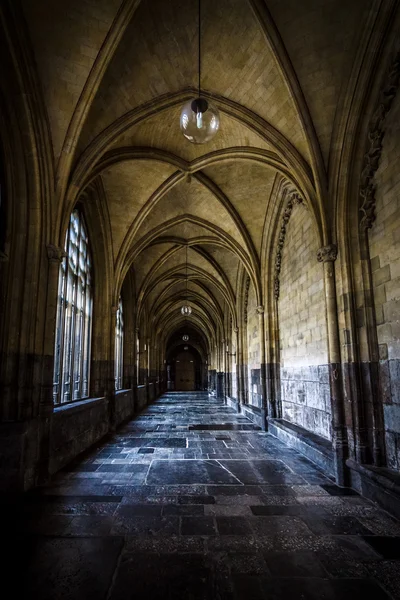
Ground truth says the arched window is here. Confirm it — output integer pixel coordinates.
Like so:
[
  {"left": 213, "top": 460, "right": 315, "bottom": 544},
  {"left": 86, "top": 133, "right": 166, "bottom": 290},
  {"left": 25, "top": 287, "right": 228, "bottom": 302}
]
[
  {"left": 53, "top": 209, "right": 93, "bottom": 404},
  {"left": 115, "top": 296, "right": 124, "bottom": 390}
]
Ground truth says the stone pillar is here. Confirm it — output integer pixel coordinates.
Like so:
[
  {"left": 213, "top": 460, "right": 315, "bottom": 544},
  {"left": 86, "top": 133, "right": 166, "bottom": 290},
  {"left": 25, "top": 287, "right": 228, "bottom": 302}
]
[
  {"left": 358, "top": 226, "right": 385, "bottom": 466},
  {"left": 36, "top": 245, "right": 65, "bottom": 484},
  {"left": 234, "top": 327, "right": 241, "bottom": 412},
  {"left": 216, "top": 372, "right": 225, "bottom": 400},
  {"left": 257, "top": 305, "right": 268, "bottom": 431},
  {"left": 108, "top": 305, "right": 117, "bottom": 431},
  {"left": 317, "top": 244, "right": 347, "bottom": 486}
]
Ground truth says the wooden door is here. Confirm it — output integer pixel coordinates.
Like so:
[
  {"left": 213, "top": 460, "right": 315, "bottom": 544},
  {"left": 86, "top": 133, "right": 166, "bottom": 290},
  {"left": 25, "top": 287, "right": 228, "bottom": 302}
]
[{"left": 175, "top": 351, "right": 196, "bottom": 391}]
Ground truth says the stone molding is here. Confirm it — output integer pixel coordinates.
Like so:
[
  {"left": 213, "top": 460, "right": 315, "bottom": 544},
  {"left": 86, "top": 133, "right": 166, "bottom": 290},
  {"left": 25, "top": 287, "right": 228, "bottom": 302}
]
[
  {"left": 244, "top": 275, "right": 251, "bottom": 323},
  {"left": 359, "top": 49, "right": 400, "bottom": 230},
  {"left": 46, "top": 244, "right": 67, "bottom": 263},
  {"left": 256, "top": 305, "right": 264, "bottom": 315},
  {"left": 317, "top": 244, "right": 338, "bottom": 263},
  {"left": 274, "top": 191, "right": 303, "bottom": 300}
]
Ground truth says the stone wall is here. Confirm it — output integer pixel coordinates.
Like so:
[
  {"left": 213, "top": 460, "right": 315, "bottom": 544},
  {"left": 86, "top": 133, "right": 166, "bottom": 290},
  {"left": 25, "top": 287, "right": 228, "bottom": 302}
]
[
  {"left": 115, "top": 388, "right": 135, "bottom": 427},
  {"left": 136, "top": 385, "right": 148, "bottom": 411},
  {"left": 50, "top": 398, "right": 109, "bottom": 474},
  {"left": 247, "top": 284, "right": 262, "bottom": 408},
  {"left": 278, "top": 203, "right": 331, "bottom": 439},
  {"left": 370, "top": 90, "right": 400, "bottom": 470}
]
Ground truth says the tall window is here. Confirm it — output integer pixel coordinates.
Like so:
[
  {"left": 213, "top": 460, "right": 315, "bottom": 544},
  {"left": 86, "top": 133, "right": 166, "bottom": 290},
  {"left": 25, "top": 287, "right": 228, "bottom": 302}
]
[
  {"left": 115, "top": 296, "right": 124, "bottom": 390},
  {"left": 53, "top": 209, "right": 93, "bottom": 404}
]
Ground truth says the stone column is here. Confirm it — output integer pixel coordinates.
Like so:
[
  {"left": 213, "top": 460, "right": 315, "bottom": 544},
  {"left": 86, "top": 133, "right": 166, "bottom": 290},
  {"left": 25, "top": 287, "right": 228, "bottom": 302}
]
[
  {"left": 317, "top": 244, "right": 347, "bottom": 486},
  {"left": 234, "top": 327, "right": 241, "bottom": 412},
  {"left": 218, "top": 339, "right": 226, "bottom": 401},
  {"left": 107, "top": 305, "right": 118, "bottom": 431},
  {"left": 257, "top": 305, "right": 268, "bottom": 431},
  {"left": 36, "top": 245, "right": 65, "bottom": 484}
]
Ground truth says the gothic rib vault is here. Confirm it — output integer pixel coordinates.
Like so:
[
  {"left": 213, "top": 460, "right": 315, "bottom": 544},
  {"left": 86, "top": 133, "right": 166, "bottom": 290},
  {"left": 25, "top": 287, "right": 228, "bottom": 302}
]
[{"left": 1, "top": 0, "right": 400, "bottom": 525}]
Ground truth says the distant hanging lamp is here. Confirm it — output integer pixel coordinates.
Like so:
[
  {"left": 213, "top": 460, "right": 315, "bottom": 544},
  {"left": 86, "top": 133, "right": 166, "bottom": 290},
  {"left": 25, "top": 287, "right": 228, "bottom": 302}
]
[
  {"left": 181, "top": 244, "right": 192, "bottom": 316},
  {"left": 182, "top": 334, "right": 189, "bottom": 341},
  {"left": 180, "top": 0, "right": 220, "bottom": 144}
]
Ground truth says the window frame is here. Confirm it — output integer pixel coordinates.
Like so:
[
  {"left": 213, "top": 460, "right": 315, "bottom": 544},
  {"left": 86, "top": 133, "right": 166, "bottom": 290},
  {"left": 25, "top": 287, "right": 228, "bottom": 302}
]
[
  {"left": 115, "top": 295, "right": 124, "bottom": 390},
  {"left": 53, "top": 209, "right": 93, "bottom": 405}
]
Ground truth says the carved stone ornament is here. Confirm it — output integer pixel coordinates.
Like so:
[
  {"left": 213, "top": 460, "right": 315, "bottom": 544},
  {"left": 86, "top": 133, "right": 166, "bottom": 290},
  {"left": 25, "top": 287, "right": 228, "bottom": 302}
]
[
  {"left": 46, "top": 244, "right": 67, "bottom": 263},
  {"left": 243, "top": 275, "right": 250, "bottom": 323},
  {"left": 317, "top": 244, "right": 338, "bottom": 263},
  {"left": 256, "top": 305, "right": 264, "bottom": 315},
  {"left": 233, "top": 327, "right": 239, "bottom": 333},
  {"left": 274, "top": 190, "right": 303, "bottom": 300},
  {"left": 359, "top": 50, "right": 400, "bottom": 230}
]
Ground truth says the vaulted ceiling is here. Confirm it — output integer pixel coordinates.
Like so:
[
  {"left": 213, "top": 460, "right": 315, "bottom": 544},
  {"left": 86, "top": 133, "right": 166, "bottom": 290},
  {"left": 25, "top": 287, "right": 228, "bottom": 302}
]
[{"left": 20, "top": 0, "right": 378, "bottom": 347}]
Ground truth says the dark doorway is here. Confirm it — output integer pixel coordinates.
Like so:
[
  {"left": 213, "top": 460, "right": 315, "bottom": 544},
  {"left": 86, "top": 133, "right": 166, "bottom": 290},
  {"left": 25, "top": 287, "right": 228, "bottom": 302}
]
[{"left": 174, "top": 350, "right": 196, "bottom": 390}]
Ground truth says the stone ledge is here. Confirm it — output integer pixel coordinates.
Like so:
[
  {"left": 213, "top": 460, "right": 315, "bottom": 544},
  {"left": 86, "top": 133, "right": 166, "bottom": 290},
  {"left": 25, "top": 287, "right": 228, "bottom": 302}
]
[
  {"left": 53, "top": 396, "right": 107, "bottom": 417},
  {"left": 115, "top": 388, "right": 131, "bottom": 396},
  {"left": 241, "top": 403, "right": 265, "bottom": 430},
  {"left": 226, "top": 396, "right": 239, "bottom": 411},
  {"left": 347, "top": 459, "right": 400, "bottom": 519},
  {"left": 268, "top": 418, "right": 334, "bottom": 476}
]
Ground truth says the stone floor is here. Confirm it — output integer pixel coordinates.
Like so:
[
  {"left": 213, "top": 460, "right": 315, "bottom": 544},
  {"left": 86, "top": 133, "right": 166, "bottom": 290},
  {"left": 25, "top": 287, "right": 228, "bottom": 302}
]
[{"left": 6, "top": 392, "right": 400, "bottom": 599}]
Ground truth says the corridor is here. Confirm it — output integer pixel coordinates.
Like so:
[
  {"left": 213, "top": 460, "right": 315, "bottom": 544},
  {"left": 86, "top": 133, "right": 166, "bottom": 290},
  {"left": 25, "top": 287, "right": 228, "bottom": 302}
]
[{"left": 13, "top": 392, "right": 400, "bottom": 599}]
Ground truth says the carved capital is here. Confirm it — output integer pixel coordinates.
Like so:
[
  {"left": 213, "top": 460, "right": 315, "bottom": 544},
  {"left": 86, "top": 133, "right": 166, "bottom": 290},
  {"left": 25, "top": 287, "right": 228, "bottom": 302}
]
[
  {"left": 233, "top": 327, "right": 239, "bottom": 333},
  {"left": 256, "top": 305, "right": 264, "bottom": 315},
  {"left": 47, "top": 244, "right": 66, "bottom": 263},
  {"left": 317, "top": 244, "right": 338, "bottom": 263}
]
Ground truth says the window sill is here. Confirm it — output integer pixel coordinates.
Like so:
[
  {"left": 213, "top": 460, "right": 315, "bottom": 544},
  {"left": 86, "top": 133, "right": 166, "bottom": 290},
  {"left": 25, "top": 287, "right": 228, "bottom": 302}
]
[
  {"left": 115, "top": 388, "right": 132, "bottom": 395},
  {"left": 54, "top": 396, "right": 107, "bottom": 416}
]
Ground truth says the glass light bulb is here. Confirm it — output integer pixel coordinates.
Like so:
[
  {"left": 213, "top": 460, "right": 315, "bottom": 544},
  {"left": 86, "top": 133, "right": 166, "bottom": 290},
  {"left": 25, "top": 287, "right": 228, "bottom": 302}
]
[
  {"left": 180, "top": 97, "right": 220, "bottom": 144},
  {"left": 182, "top": 334, "right": 189, "bottom": 341},
  {"left": 181, "top": 305, "right": 192, "bottom": 316}
]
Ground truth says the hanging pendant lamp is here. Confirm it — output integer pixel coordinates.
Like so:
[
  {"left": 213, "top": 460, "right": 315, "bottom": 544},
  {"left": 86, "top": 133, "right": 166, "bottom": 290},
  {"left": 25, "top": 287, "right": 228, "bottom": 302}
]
[
  {"left": 180, "top": 0, "right": 220, "bottom": 144},
  {"left": 181, "top": 244, "right": 192, "bottom": 316}
]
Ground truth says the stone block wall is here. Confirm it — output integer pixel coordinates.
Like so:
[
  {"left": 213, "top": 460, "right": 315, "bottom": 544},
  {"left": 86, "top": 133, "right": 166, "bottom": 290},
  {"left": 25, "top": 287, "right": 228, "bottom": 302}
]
[
  {"left": 136, "top": 385, "right": 148, "bottom": 411},
  {"left": 115, "top": 388, "right": 135, "bottom": 427},
  {"left": 370, "top": 91, "right": 400, "bottom": 470},
  {"left": 50, "top": 397, "right": 109, "bottom": 474},
  {"left": 247, "top": 285, "right": 262, "bottom": 408},
  {"left": 278, "top": 203, "right": 331, "bottom": 439}
]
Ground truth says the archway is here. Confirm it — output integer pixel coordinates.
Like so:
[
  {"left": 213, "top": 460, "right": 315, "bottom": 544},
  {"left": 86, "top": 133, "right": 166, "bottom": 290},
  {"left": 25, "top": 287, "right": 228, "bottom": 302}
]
[
  {"left": 166, "top": 343, "right": 205, "bottom": 392},
  {"left": 174, "top": 349, "right": 196, "bottom": 391}
]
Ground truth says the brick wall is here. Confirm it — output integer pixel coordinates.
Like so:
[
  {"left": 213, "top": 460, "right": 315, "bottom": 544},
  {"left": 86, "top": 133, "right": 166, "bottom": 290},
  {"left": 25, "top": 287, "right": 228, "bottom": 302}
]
[
  {"left": 278, "top": 203, "right": 331, "bottom": 439},
  {"left": 369, "top": 91, "right": 400, "bottom": 470}
]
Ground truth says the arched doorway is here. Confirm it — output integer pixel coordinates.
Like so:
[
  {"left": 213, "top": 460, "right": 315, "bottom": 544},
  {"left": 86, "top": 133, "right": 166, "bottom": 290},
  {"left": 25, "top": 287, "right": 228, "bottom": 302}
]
[{"left": 174, "top": 349, "right": 196, "bottom": 391}]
